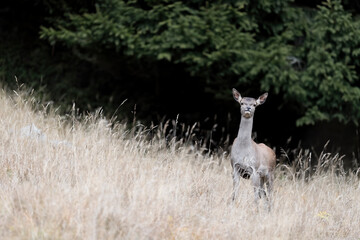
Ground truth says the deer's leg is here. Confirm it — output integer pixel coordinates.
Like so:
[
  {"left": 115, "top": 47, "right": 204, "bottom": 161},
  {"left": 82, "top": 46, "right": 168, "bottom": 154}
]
[
  {"left": 251, "top": 171, "right": 261, "bottom": 204},
  {"left": 265, "top": 173, "right": 274, "bottom": 210},
  {"left": 258, "top": 176, "right": 273, "bottom": 211},
  {"left": 232, "top": 168, "right": 240, "bottom": 201},
  {"left": 259, "top": 176, "right": 267, "bottom": 199},
  {"left": 266, "top": 172, "right": 274, "bottom": 195}
]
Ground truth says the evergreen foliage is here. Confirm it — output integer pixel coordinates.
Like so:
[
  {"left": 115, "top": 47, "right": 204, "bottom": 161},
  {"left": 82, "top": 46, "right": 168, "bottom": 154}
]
[
  {"left": 2, "top": 0, "right": 360, "bottom": 131},
  {"left": 37, "top": 0, "right": 360, "bottom": 126}
]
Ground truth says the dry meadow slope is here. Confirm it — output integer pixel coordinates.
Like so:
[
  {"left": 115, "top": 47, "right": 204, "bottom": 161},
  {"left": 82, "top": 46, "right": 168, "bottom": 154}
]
[{"left": 0, "top": 90, "right": 359, "bottom": 239}]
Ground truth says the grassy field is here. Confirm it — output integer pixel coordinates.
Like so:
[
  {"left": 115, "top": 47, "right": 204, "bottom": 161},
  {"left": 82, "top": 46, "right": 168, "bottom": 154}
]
[{"left": 0, "top": 89, "right": 359, "bottom": 239}]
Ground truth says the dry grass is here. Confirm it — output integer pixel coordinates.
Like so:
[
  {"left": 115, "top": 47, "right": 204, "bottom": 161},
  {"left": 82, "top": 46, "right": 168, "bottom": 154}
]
[{"left": 0, "top": 89, "right": 359, "bottom": 240}]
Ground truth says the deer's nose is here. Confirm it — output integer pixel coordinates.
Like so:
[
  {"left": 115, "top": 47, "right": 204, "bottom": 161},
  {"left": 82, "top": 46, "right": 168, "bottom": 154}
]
[{"left": 246, "top": 107, "right": 251, "bottom": 111}]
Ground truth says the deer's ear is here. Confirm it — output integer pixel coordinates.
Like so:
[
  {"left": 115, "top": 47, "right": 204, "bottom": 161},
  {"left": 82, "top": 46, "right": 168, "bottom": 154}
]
[
  {"left": 256, "top": 93, "right": 268, "bottom": 105},
  {"left": 232, "top": 88, "right": 242, "bottom": 102}
]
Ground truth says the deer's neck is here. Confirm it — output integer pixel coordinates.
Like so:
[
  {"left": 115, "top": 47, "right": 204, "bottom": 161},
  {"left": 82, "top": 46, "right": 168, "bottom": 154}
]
[{"left": 237, "top": 116, "right": 253, "bottom": 145}]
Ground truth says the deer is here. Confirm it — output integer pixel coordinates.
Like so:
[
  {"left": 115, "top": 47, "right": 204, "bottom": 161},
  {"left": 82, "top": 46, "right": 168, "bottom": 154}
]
[{"left": 230, "top": 88, "right": 276, "bottom": 209}]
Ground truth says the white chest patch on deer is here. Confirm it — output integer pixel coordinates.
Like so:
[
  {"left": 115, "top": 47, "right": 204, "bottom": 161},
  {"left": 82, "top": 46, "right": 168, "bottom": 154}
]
[{"left": 231, "top": 139, "right": 256, "bottom": 168}]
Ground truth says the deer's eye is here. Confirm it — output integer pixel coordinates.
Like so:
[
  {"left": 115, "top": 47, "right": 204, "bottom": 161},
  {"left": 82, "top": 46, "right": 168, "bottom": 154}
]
[{"left": 240, "top": 103, "right": 244, "bottom": 105}]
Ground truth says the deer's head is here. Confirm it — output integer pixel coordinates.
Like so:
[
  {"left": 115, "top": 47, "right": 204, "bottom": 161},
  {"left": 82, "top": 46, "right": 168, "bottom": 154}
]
[{"left": 232, "top": 88, "right": 268, "bottom": 119}]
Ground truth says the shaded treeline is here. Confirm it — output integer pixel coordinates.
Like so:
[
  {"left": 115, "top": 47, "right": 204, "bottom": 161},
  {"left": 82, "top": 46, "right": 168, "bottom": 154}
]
[{"left": 0, "top": 0, "right": 360, "bottom": 165}]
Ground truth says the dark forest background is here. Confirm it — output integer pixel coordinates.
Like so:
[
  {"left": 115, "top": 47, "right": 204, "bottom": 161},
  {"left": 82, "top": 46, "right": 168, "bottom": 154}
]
[{"left": 1, "top": 0, "right": 360, "bottom": 165}]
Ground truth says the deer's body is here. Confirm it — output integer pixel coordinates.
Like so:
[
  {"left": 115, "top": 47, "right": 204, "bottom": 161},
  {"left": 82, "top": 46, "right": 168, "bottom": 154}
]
[{"left": 230, "top": 89, "right": 276, "bottom": 207}]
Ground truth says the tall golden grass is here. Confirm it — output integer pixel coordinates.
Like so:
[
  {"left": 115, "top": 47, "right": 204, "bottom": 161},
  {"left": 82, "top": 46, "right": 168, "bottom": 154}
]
[{"left": 0, "top": 89, "right": 359, "bottom": 239}]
